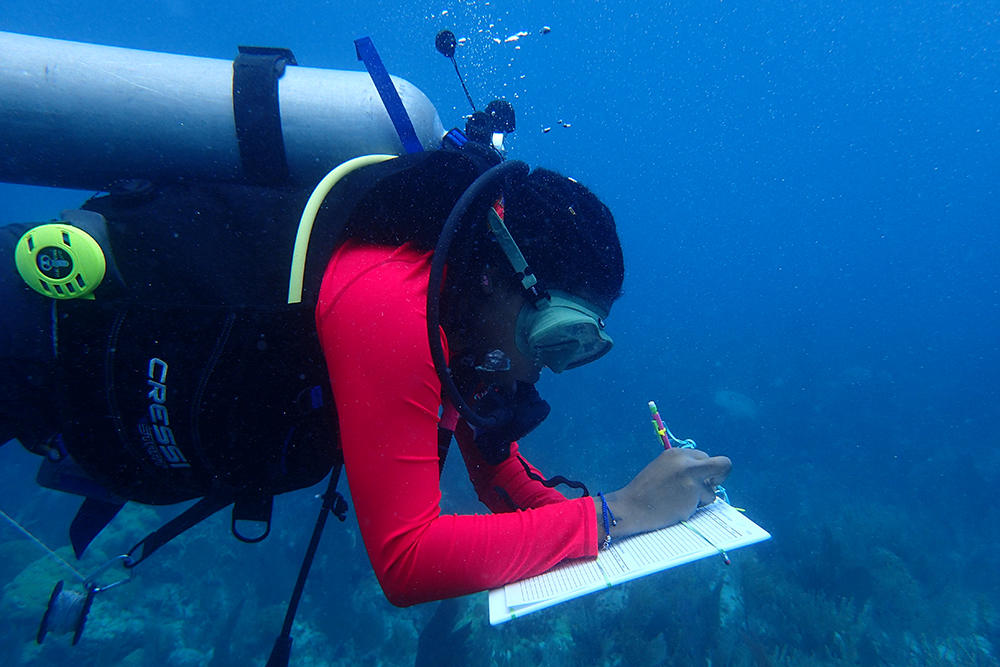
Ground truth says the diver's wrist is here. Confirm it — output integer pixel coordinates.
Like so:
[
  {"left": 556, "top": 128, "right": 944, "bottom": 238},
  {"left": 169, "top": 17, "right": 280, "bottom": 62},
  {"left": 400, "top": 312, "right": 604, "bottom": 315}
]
[{"left": 594, "top": 491, "right": 629, "bottom": 549}]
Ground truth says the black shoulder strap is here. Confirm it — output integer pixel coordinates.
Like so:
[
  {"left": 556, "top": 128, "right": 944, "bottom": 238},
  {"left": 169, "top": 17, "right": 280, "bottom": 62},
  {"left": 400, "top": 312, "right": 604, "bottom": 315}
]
[
  {"left": 125, "top": 493, "right": 235, "bottom": 568},
  {"left": 122, "top": 490, "right": 285, "bottom": 567},
  {"left": 299, "top": 147, "right": 496, "bottom": 303},
  {"left": 437, "top": 426, "right": 454, "bottom": 476},
  {"left": 70, "top": 498, "right": 126, "bottom": 559},
  {"left": 265, "top": 454, "right": 348, "bottom": 667}
]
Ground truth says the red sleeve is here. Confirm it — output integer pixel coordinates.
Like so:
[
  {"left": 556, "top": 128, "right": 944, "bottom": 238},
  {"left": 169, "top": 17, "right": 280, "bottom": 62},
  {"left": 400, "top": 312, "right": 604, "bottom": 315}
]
[{"left": 316, "top": 243, "right": 598, "bottom": 607}]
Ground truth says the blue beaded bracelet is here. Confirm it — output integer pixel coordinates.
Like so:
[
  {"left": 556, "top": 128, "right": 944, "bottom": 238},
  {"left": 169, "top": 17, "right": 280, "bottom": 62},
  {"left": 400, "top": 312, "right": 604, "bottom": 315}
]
[{"left": 599, "top": 492, "right": 617, "bottom": 550}]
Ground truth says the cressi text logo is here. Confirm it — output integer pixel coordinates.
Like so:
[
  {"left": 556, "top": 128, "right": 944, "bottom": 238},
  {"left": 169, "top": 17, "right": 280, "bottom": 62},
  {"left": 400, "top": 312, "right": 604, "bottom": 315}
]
[{"left": 138, "top": 357, "right": 191, "bottom": 469}]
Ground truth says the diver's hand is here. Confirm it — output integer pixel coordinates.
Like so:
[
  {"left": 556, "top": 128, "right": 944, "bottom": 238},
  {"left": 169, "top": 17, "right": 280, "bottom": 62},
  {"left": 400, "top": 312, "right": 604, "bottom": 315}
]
[{"left": 595, "top": 448, "right": 732, "bottom": 544}]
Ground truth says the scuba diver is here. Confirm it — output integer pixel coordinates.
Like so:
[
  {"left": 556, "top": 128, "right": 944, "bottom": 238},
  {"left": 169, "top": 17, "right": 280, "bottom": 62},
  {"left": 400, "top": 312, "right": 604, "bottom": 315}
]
[
  {"left": 315, "top": 155, "right": 732, "bottom": 605},
  {"left": 0, "top": 33, "right": 731, "bottom": 654},
  {"left": 0, "top": 143, "right": 732, "bottom": 608}
]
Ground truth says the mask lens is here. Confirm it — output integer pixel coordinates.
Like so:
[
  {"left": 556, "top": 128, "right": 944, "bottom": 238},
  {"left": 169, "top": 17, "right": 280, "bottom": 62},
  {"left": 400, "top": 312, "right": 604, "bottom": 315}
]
[
  {"left": 532, "top": 321, "right": 612, "bottom": 373},
  {"left": 518, "top": 292, "right": 614, "bottom": 373}
]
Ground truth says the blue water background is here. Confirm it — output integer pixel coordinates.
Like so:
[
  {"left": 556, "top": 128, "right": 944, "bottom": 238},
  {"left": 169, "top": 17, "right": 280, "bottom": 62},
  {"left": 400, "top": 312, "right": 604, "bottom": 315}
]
[{"left": 1, "top": 1, "right": 998, "bottom": 665}]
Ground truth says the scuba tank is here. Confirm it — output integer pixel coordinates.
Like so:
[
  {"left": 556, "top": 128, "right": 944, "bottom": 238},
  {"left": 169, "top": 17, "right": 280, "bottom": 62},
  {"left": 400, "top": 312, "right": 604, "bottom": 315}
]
[{"left": 0, "top": 30, "right": 444, "bottom": 191}]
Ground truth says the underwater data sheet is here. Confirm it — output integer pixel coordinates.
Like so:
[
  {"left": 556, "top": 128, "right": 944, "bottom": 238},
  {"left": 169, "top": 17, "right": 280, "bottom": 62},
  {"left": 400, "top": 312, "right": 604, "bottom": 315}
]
[{"left": 488, "top": 501, "right": 770, "bottom": 624}]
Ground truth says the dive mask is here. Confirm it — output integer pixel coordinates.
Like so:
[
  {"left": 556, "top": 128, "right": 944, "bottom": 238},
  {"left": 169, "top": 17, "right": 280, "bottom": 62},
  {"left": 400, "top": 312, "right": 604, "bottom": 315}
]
[
  {"left": 515, "top": 290, "right": 613, "bottom": 373},
  {"left": 486, "top": 201, "right": 613, "bottom": 373}
]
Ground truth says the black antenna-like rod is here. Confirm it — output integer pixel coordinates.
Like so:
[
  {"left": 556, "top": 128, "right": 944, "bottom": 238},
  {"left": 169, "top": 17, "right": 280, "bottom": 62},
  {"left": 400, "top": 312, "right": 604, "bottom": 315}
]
[
  {"left": 436, "top": 30, "right": 477, "bottom": 112},
  {"left": 451, "top": 56, "right": 477, "bottom": 112}
]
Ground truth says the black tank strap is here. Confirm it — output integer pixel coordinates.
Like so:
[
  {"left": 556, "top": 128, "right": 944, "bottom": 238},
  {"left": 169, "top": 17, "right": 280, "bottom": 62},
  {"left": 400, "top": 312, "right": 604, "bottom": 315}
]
[{"left": 232, "top": 46, "right": 297, "bottom": 186}]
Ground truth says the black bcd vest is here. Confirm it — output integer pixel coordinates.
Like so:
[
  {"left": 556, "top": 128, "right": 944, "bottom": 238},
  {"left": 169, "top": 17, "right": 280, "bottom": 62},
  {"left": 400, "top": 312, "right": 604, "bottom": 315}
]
[{"left": 45, "top": 147, "right": 495, "bottom": 556}]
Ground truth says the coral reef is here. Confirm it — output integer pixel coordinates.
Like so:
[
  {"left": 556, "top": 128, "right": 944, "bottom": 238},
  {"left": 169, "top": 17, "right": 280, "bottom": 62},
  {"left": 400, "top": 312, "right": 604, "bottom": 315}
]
[
  {"left": 2, "top": 369, "right": 998, "bottom": 667},
  {"left": 2, "top": 479, "right": 998, "bottom": 667}
]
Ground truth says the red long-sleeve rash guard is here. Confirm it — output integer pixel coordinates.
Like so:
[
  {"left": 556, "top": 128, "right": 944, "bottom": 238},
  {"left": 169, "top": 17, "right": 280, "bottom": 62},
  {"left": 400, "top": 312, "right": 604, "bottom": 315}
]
[{"left": 316, "top": 242, "right": 598, "bottom": 607}]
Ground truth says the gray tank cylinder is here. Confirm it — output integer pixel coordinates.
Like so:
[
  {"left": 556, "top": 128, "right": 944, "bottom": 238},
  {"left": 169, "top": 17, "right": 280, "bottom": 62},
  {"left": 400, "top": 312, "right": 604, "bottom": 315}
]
[{"left": 0, "top": 31, "right": 445, "bottom": 191}]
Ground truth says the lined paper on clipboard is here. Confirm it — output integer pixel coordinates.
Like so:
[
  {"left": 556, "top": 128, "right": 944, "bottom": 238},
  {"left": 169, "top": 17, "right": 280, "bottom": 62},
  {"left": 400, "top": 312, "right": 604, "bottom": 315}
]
[{"left": 488, "top": 501, "right": 770, "bottom": 625}]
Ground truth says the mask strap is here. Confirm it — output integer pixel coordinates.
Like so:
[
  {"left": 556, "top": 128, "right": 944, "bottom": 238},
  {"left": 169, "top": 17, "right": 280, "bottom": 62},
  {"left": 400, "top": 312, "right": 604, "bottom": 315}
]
[{"left": 487, "top": 198, "right": 549, "bottom": 303}]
